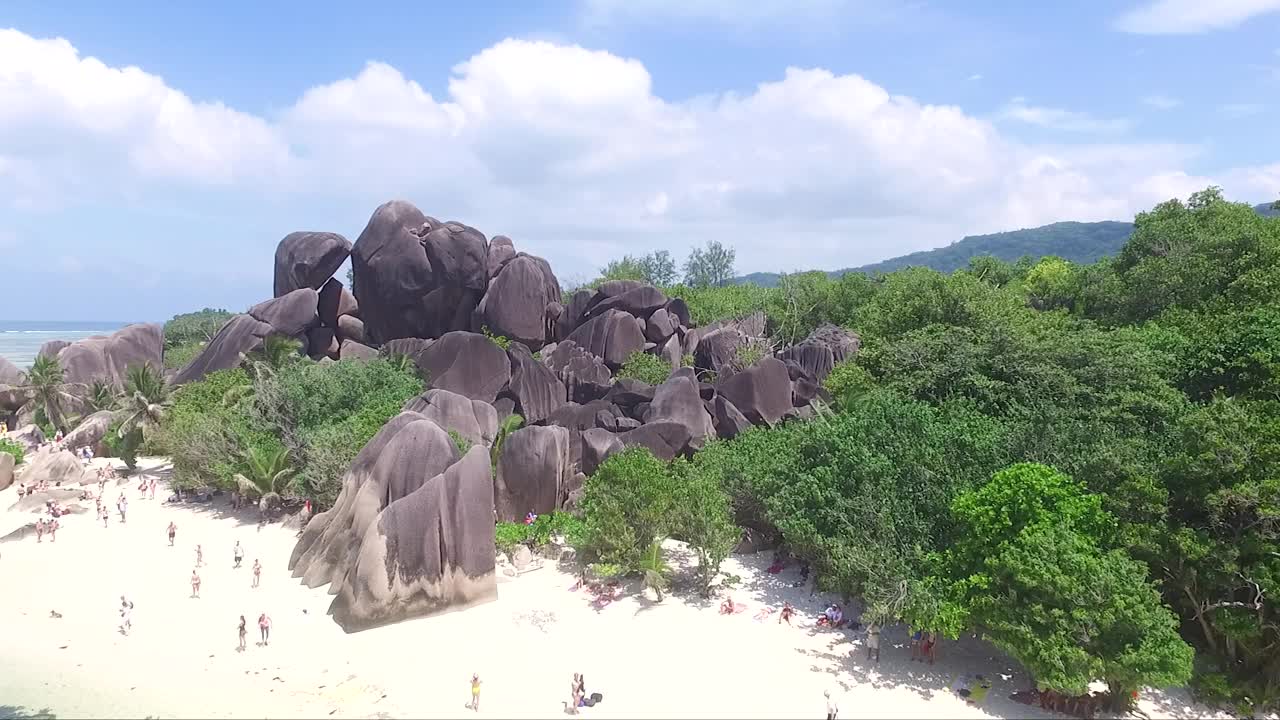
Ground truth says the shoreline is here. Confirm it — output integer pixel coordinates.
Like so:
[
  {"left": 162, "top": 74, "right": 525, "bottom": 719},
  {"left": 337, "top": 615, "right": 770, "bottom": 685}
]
[{"left": 0, "top": 457, "right": 1230, "bottom": 720}]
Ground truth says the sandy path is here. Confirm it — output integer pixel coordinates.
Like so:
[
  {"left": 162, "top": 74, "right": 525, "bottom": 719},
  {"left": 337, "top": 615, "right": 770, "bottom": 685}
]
[{"left": 0, "top": 456, "right": 1229, "bottom": 719}]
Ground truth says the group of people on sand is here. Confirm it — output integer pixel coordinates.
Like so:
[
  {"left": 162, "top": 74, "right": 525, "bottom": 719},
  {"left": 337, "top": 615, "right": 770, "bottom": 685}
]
[
  {"left": 237, "top": 613, "right": 272, "bottom": 651},
  {"left": 186, "top": 540, "right": 262, "bottom": 597},
  {"left": 34, "top": 516, "right": 60, "bottom": 542}
]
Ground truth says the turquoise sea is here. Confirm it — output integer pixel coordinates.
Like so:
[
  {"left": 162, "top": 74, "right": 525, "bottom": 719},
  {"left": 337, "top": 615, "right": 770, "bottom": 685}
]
[{"left": 0, "top": 321, "right": 133, "bottom": 370}]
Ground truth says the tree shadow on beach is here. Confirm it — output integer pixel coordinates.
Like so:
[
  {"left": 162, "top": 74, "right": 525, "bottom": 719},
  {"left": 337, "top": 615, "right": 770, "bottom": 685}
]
[{"left": 0, "top": 705, "right": 57, "bottom": 719}]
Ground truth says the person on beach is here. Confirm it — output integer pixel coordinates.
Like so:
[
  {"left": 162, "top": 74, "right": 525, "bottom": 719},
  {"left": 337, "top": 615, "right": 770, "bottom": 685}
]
[
  {"left": 238, "top": 615, "right": 248, "bottom": 652},
  {"left": 48, "top": 518, "right": 58, "bottom": 542},
  {"left": 866, "top": 623, "right": 881, "bottom": 663},
  {"left": 166, "top": 521, "right": 177, "bottom": 545},
  {"left": 252, "top": 559, "right": 261, "bottom": 588},
  {"left": 195, "top": 544, "right": 204, "bottom": 567},
  {"left": 921, "top": 631, "right": 937, "bottom": 665},
  {"left": 720, "top": 597, "right": 737, "bottom": 615},
  {"left": 149, "top": 477, "right": 157, "bottom": 500},
  {"left": 100, "top": 504, "right": 110, "bottom": 527},
  {"left": 910, "top": 629, "right": 923, "bottom": 661},
  {"left": 568, "top": 673, "right": 582, "bottom": 714},
  {"left": 778, "top": 601, "right": 794, "bottom": 626},
  {"left": 825, "top": 689, "right": 839, "bottom": 720},
  {"left": 117, "top": 493, "right": 128, "bottom": 523},
  {"left": 233, "top": 540, "right": 244, "bottom": 568},
  {"left": 469, "top": 673, "right": 481, "bottom": 711},
  {"left": 191, "top": 569, "right": 202, "bottom": 598},
  {"left": 119, "top": 596, "right": 134, "bottom": 635},
  {"left": 258, "top": 613, "right": 271, "bottom": 646}
]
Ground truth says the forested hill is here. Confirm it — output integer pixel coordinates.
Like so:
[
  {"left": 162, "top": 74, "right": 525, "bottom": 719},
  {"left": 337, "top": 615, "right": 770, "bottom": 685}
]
[{"left": 733, "top": 201, "right": 1279, "bottom": 286}]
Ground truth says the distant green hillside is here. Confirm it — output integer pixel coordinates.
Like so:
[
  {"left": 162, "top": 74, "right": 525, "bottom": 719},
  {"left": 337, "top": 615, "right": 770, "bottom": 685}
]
[{"left": 733, "top": 202, "right": 1278, "bottom": 287}]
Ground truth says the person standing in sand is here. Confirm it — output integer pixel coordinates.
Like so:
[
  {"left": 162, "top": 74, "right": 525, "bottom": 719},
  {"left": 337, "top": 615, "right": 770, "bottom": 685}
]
[
  {"left": 866, "top": 623, "right": 881, "bottom": 663},
  {"left": 149, "top": 477, "right": 157, "bottom": 500},
  {"left": 191, "top": 569, "right": 202, "bottom": 598},
  {"left": 252, "top": 559, "right": 261, "bottom": 588},
  {"left": 469, "top": 673, "right": 481, "bottom": 711},
  {"left": 195, "top": 544, "right": 204, "bottom": 567},
  {"left": 233, "top": 541, "right": 244, "bottom": 568},
  {"left": 48, "top": 518, "right": 59, "bottom": 542},
  {"left": 238, "top": 615, "right": 247, "bottom": 652},
  {"left": 35, "top": 518, "right": 45, "bottom": 543},
  {"left": 100, "top": 504, "right": 109, "bottom": 527},
  {"left": 258, "top": 613, "right": 271, "bottom": 646},
  {"left": 825, "top": 689, "right": 839, "bottom": 720},
  {"left": 568, "top": 673, "right": 582, "bottom": 714},
  {"left": 167, "top": 521, "right": 177, "bottom": 546},
  {"left": 118, "top": 494, "right": 128, "bottom": 523}
]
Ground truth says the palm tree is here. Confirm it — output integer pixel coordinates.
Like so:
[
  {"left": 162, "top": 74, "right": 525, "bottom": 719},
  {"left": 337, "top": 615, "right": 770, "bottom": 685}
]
[
  {"left": 233, "top": 445, "right": 297, "bottom": 517},
  {"left": 116, "top": 363, "right": 171, "bottom": 440},
  {"left": 490, "top": 413, "right": 525, "bottom": 472},
  {"left": 638, "top": 540, "right": 672, "bottom": 601},
  {"left": 251, "top": 334, "right": 303, "bottom": 374},
  {"left": 85, "top": 379, "right": 120, "bottom": 413},
  {"left": 25, "top": 355, "right": 77, "bottom": 432}
]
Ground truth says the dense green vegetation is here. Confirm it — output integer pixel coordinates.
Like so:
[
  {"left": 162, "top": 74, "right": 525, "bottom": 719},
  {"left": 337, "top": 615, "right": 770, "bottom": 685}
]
[
  {"left": 616, "top": 350, "right": 672, "bottom": 385},
  {"left": 0, "top": 437, "right": 25, "bottom": 465},
  {"left": 152, "top": 349, "right": 424, "bottom": 509},
  {"left": 162, "top": 308, "right": 233, "bottom": 369},
  {"left": 574, "top": 188, "right": 1279, "bottom": 712}
]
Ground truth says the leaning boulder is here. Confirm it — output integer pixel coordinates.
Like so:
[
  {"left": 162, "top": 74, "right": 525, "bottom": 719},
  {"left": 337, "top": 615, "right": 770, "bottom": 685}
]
[
  {"left": 505, "top": 344, "right": 566, "bottom": 424},
  {"left": 414, "top": 332, "right": 511, "bottom": 403},
  {"left": 328, "top": 445, "right": 496, "bottom": 632},
  {"left": 402, "top": 388, "right": 498, "bottom": 447},
  {"left": 544, "top": 340, "right": 612, "bottom": 403},
  {"left": 273, "top": 231, "right": 352, "bottom": 297},
  {"left": 3, "top": 424, "right": 45, "bottom": 454},
  {"left": 589, "top": 285, "right": 668, "bottom": 319},
  {"left": 62, "top": 410, "right": 119, "bottom": 452},
  {"left": 779, "top": 324, "right": 861, "bottom": 384},
  {"left": 36, "top": 340, "right": 70, "bottom": 364},
  {"left": 0, "top": 451, "right": 14, "bottom": 491},
  {"left": 645, "top": 375, "right": 715, "bottom": 449},
  {"left": 0, "top": 357, "right": 23, "bottom": 386},
  {"left": 712, "top": 396, "right": 752, "bottom": 440},
  {"left": 581, "top": 427, "right": 623, "bottom": 476},
  {"left": 495, "top": 425, "right": 572, "bottom": 522},
  {"left": 249, "top": 288, "right": 320, "bottom": 338},
  {"left": 716, "top": 357, "right": 792, "bottom": 427},
  {"left": 172, "top": 314, "right": 274, "bottom": 385},
  {"left": 618, "top": 421, "right": 692, "bottom": 461},
  {"left": 339, "top": 340, "right": 378, "bottom": 362}
]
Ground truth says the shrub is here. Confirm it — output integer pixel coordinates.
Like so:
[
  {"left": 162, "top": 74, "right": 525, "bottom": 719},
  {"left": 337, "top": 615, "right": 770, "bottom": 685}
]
[
  {"left": 482, "top": 326, "right": 511, "bottom": 351},
  {"left": 616, "top": 351, "right": 670, "bottom": 385},
  {"left": 104, "top": 419, "right": 142, "bottom": 469},
  {"left": 0, "top": 438, "right": 25, "bottom": 465},
  {"left": 494, "top": 511, "right": 585, "bottom": 553},
  {"left": 163, "top": 308, "right": 233, "bottom": 348},
  {"left": 448, "top": 430, "right": 473, "bottom": 455},
  {"left": 164, "top": 340, "right": 205, "bottom": 370},
  {"left": 577, "top": 447, "right": 676, "bottom": 570}
]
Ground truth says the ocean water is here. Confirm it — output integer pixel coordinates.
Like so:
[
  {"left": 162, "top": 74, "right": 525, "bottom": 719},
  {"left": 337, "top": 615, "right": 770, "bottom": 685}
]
[{"left": 0, "top": 321, "right": 132, "bottom": 370}]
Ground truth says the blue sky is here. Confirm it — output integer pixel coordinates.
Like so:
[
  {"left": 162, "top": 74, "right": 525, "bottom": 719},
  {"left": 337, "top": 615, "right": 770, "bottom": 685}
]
[{"left": 1, "top": 0, "right": 1278, "bottom": 321}]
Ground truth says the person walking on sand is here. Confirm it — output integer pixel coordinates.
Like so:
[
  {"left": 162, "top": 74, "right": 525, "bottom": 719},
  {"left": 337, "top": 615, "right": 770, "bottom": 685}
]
[
  {"left": 258, "top": 613, "right": 271, "bottom": 646},
  {"left": 238, "top": 615, "right": 247, "bottom": 652},
  {"left": 778, "top": 601, "right": 794, "bottom": 626},
  {"left": 35, "top": 518, "right": 45, "bottom": 543},
  {"left": 866, "top": 623, "right": 881, "bottom": 663},
  {"left": 100, "top": 504, "right": 109, "bottom": 528},
  {"left": 568, "top": 672, "right": 582, "bottom": 714},
  {"left": 233, "top": 540, "right": 244, "bottom": 568},
  {"left": 119, "top": 596, "right": 134, "bottom": 635},
  {"left": 825, "top": 689, "right": 839, "bottom": 720},
  {"left": 117, "top": 494, "right": 128, "bottom": 523},
  {"left": 252, "top": 559, "right": 261, "bottom": 588},
  {"left": 469, "top": 673, "right": 481, "bottom": 711},
  {"left": 191, "top": 569, "right": 202, "bottom": 598},
  {"left": 149, "top": 477, "right": 157, "bottom": 500},
  {"left": 167, "top": 522, "right": 177, "bottom": 546},
  {"left": 48, "top": 518, "right": 59, "bottom": 542},
  {"left": 195, "top": 544, "right": 204, "bottom": 567}
]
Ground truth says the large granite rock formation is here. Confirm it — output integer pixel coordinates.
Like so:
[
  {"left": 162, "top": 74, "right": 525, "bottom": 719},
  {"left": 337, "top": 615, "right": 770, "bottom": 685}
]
[
  {"left": 779, "top": 324, "right": 861, "bottom": 384},
  {"left": 0, "top": 450, "right": 13, "bottom": 491},
  {"left": 273, "top": 231, "right": 352, "bottom": 297},
  {"left": 543, "top": 340, "right": 612, "bottom": 403},
  {"left": 290, "top": 413, "right": 495, "bottom": 631},
  {"left": 402, "top": 388, "right": 498, "bottom": 447},
  {"left": 504, "top": 343, "right": 566, "bottom": 424},
  {"left": 565, "top": 309, "right": 646, "bottom": 368},
  {"left": 474, "top": 254, "right": 560, "bottom": 349},
  {"left": 580, "top": 427, "right": 623, "bottom": 475},
  {"left": 418, "top": 221, "right": 490, "bottom": 338},
  {"left": 172, "top": 314, "right": 273, "bottom": 385},
  {"left": 413, "top": 332, "right": 511, "bottom": 403},
  {"left": 644, "top": 374, "right": 715, "bottom": 450},
  {"left": 37, "top": 340, "right": 70, "bottom": 364},
  {"left": 350, "top": 200, "right": 433, "bottom": 344},
  {"left": 62, "top": 410, "right": 119, "bottom": 452},
  {"left": 494, "top": 425, "right": 572, "bottom": 522},
  {"left": 716, "top": 357, "right": 792, "bottom": 427},
  {"left": 0, "top": 357, "right": 23, "bottom": 386},
  {"left": 249, "top": 288, "right": 320, "bottom": 339},
  {"left": 3, "top": 424, "right": 45, "bottom": 454},
  {"left": 618, "top": 421, "right": 692, "bottom": 461},
  {"left": 18, "top": 450, "right": 89, "bottom": 487},
  {"left": 55, "top": 323, "right": 164, "bottom": 388}
]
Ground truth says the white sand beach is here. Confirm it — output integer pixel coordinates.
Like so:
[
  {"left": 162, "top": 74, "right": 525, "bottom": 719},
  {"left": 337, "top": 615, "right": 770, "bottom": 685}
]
[{"left": 0, "top": 457, "right": 1228, "bottom": 720}]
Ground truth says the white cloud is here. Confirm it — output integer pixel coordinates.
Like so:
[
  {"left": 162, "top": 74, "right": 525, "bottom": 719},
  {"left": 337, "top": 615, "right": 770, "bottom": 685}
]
[
  {"left": 968, "top": 74, "right": 984, "bottom": 81},
  {"left": 1, "top": 29, "right": 1277, "bottom": 285},
  {"left": 1114, "top": 0, "right": 1280, "bottom": 34},
  {"left": 1141, "top": 94, "right": 1181, "bottom": 110},
  {"left": 1219, "top": 103, "right": 1265, "bottom": 117},
  {"left": 997, "top": 97, "right": 1133, "bottom": 133}
]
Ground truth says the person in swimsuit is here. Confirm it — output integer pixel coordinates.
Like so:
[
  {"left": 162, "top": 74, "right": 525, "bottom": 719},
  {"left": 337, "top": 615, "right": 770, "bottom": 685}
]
[
  {"left": 778, "top": 601, "right": 794, "bottom": 626},
  {"left": 117, "top": 494, "right": 128, "bottom": 523},
  {"left": 922, "top": 631, "right": 937, "bottom": 665},
  {"left": 569, "top": 673, "right": 581, "bottom": 714},
  {"left": 238, "top": 615, "right": 247, "bottom": 652},
  {"left": 258, "top": 613, "right": 271, "bottom": 646},
  {"left": 195, "top": 544, "right": 204, "bottom": 567},
  {"left": 910, "top": 629, "right": 923, "bottom": 661},
  {"left": 252, "top": 559, "right": 261, "bottom": 588},
  {"left": 470, "top": 673, "right": 481, "bottom": 711},
  {"left": 100, "top": 505, "right": 110, "bottom": 527},
  {"left": 168, "top": 522, "right": 177, "bottom": 546},
  {"left": 234, "top": 541, "right": 244, "bottom": 568},
  {"left": 149, "top": 478, "right": 157, "bottom": 500},
  {"left": 191, "top": 569, "right": 202, "bottom": 598},
  {"left": 35, "top": 519, "right": 45, "bottom": 543},
  {"left": 48, "top": 518, "right": 58, "bottom": 542},
  {"left": 825, "top": 689, "right": 839, "bottom": 720}
]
